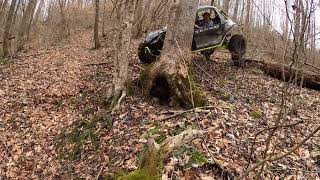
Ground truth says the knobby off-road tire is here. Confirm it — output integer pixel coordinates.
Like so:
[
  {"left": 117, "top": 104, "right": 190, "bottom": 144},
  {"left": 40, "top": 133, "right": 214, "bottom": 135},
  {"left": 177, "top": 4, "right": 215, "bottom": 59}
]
[
  {"left": 228, "top": 34, "right": 247, "bottom": 66},
  {"left": 138, "top": 43, "right": 157, "bottom": 64}
]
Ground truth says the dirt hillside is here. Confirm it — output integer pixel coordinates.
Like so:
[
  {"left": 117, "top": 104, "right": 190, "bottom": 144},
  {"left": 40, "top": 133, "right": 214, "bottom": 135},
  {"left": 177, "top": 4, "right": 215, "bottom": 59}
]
[{"left": 0, "top": 31, "right": 319, "bottom": 179}]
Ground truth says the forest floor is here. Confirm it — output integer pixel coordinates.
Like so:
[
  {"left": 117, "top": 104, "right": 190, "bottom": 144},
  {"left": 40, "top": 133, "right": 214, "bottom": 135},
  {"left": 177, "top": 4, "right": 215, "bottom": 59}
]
[{"left": 0, "top": 31, "right": 319, "bottom": 179}]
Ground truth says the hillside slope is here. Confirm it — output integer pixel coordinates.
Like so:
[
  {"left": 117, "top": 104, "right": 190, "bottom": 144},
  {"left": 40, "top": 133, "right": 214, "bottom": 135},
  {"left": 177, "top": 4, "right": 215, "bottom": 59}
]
[{"left": 0, "top": 31, "right": 319, "bottom": 179}]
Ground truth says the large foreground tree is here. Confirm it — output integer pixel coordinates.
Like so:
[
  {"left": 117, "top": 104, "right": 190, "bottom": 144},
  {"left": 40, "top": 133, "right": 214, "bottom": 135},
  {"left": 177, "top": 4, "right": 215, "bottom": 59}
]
[{"left": 142, "top": 0, "right": 205, "bottom": 108}]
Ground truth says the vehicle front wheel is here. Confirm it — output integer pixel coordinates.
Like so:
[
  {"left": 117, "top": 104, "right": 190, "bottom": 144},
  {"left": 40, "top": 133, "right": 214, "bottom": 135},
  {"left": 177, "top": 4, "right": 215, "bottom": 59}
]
[
  {"left": 138, "top": 43, "right": 157, "bottom": 64},
  {"left": 228, "top": 34, "right": 246, "bottom": 66}
]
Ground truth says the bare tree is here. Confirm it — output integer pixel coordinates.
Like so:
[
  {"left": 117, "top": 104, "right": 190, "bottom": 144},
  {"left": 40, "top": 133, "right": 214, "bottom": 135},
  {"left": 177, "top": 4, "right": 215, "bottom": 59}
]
[
  {"left": 101, "top": 0, "right": 107, "bottom": 37},
  {"left": 17, "top": 0, "right": 38, "bottom": 51},
  {"left": 232, "top": 0, "right": 240, "bottom": 21},
  {"left": 26, "top": 0, "right": 40, "bottom": 42},
  {"left": 94, "top": 0, "right": 100, "bottom": 48},
  {"left": 245, "top": 0, "right": 251, "bottom": 26},
  {"left": 132, "top": 0, "right": 144, "bottom": 38},
  {"left": 223, "top": 0, "right": 230, "bottom": 13},
  {"left": 57, "top": 0, "right": 69, "bottom": 37},
  {"left": 0, "top": 0, "right": 9, "bottom": 23},
  {"left": 2, "top": 0, "right": 17, "bottom": 57},
  {"left": 210, "top": 0, "right": 214, "bottom": 6}
]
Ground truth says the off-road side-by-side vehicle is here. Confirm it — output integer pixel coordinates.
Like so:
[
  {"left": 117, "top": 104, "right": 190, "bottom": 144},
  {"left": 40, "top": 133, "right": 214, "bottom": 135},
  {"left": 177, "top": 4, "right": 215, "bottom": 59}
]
[{"left": 138, "top": 6, "right": 247, "bottom": 66}]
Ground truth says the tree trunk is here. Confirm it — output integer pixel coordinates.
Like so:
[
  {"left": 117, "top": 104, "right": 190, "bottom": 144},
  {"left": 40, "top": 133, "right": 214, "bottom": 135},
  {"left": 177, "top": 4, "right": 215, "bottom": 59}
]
[
  {"left": 223, "top": 0, "right": 230, "bottom": 13},
  {"left": 58, "top": 0, "right": 69, "bottom": 37},
  {"left": 142, "top": 0, "right": 206, "bottom": 108},
  {"left": 12, "top": 0, "right": 21, "bottom": 26},
  {"left": 245, "top": 0, "right": 251, "bottom": 26},
  {"left": 210, "top": 0, "right": 214, "bottom": 6},
  {"left": 246, "top": 60, "right": 320, "bottom": 90},
  {"left": 26, "top": 0, "right": 40, "bottom": 42},
  {"left": 17, "top": 0, "right": 37, "bottom": 51},
  {"left": 2, "top": 0, "right": 17, "bottom": 57},
  {"left": 311, "top": 12, "right": 316, "bottom": 65},
  {"left": 28, "top": 0, "right": 43, "bottom": 41},
  {"left": 232, "top": 0, "right": 240, "bottom": 22},
  {"left": 94, "top": 0, "right": 100, "bottom": 48},
  {"left": 132, "top": 0, "right": 144, "bottom": 38},
  {"left": 111, "top": 0, "right": 136, "bottom": 110},
  {"left": 0, "top": 0, "right": 9, "bottom": 23},
  {"left": 101, "top": 0, "right": 106, "bottom": 37}
]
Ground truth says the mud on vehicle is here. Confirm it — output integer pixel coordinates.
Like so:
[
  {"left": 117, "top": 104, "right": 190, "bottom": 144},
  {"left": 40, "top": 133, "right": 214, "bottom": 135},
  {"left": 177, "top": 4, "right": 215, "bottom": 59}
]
[{"left": 138, "top": 5, "right": 247, "bottom": 66}]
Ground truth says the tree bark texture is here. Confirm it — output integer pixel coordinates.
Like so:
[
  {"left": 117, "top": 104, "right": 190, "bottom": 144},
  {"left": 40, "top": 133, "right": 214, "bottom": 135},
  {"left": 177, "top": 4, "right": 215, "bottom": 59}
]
[
  {"left": 2, "top": 0, "right": 17, "bottom": 57},
  {"left": 17, "top": 0, "right": 37, "bottom": 51},
  {"left": 112, "top": 0, "right": 136, "bottom": 106},
  {"left": 94, "top": 0, "right": 100, "bottom": 48}
]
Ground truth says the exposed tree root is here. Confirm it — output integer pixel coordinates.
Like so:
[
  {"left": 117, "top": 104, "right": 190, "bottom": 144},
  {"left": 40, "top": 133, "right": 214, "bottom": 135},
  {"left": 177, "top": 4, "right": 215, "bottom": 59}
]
[{"left": 111, "top": 90, "right": 126, "bottom": 113}]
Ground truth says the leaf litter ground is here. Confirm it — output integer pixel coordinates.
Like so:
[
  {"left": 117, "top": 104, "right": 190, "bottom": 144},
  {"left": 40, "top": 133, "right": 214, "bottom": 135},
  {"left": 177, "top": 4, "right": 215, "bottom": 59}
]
[{"left": 0, "top": 31, "right": 319, "bottom": 179}]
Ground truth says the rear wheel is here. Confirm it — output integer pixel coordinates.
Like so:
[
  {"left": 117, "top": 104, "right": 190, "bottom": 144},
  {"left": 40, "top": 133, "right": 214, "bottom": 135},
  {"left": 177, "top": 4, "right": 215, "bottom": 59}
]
[
  {"left": 228, "top": 34, "right": 246, "bottom": 66},
  {"left": 138, "top": 43, "right": 157, "bottom": 64}
]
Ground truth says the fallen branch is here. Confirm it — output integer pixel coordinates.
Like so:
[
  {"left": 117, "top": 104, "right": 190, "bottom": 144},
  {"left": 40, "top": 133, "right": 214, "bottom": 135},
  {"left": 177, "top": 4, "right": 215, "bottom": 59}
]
[
  {"left": 246, "top": 120, "right": 304, "bottom": 169},
  {"left": 95, "top": 163, "right": 106, "bottom": 180},
  {"left": 119, "top": 128, "right": 204, "bottom": 179},
  {"left": 159, "top": 106, "right": 214, "bottom": 121},
  {"left": 304, "top": 62, "right": 320, "bottom": 71},
  {"left": 269, "top": 167, "right": 320, "bottom": 174},
  {"left": 84, "top": 62, "right": 109, "bottom": 66},
  {"left": 159, "top": 128, "right": 205, "bottom": 158},
  {"left": 240, "top": 125, "right": 320, "bottom": 179}
]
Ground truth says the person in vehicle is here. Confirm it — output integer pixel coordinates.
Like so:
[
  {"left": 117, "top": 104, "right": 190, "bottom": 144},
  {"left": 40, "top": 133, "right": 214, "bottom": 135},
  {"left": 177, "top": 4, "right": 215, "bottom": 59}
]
[{"left": 195, "top": 12, "right": 214, "bottom": 29}]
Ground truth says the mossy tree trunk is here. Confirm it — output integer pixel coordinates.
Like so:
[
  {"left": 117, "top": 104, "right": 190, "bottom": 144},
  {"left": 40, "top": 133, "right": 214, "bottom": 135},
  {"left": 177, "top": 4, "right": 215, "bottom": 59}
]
[{"left": 142, "top": 0, "right": 206, "bottom": 108}]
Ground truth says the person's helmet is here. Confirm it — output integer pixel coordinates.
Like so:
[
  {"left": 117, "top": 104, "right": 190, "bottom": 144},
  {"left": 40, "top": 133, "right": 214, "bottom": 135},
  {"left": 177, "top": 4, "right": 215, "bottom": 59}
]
[{"left": 202, "top": 12, "right": 210, "bottom": 17}]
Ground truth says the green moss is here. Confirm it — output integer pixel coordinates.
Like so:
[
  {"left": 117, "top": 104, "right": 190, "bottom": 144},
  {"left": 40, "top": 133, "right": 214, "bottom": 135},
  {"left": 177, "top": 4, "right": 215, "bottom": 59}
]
[
  {"left": 251, "top": 109, "right": 264, "bottom": 119},
  {"left": 221, "top": 93, "right": 232, "bottom": 101},
  {"left": 180, "top": 69, "right": 207, "bottom": 108},
  {"left": 173, "top": 145, "right": 208, "bottom": 169},
  {"left": 55, "top": 112, "right": 112, "bottom": 160},
  {"left": 251, "top": 68, "right": 265, "bottom": 75},
  {"left": 186, "top": 149, "right": 209, "bottom": 168},
  {"left": 148, "top": 128, "right": 166, "bottom": 144},
  {"left": 227, "top": 74, "right": 237, "bottom": 81},
  {"left": 117, "top": 148, "right": 162, "bottom": 180},
  {"left": 0, "top": 57, "right": 11, "bottom": 65},
  {"left": 139, "top": 64, "right": 153, "bottom": 89}
]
